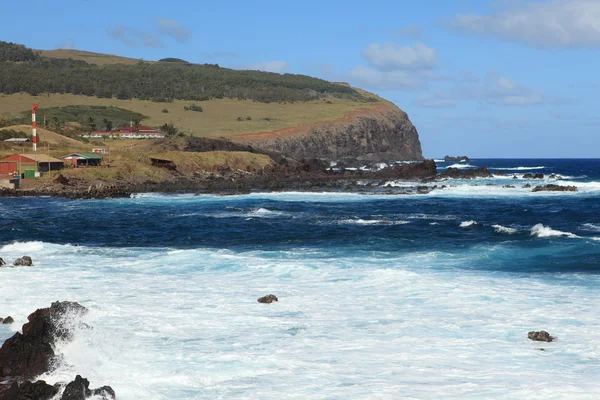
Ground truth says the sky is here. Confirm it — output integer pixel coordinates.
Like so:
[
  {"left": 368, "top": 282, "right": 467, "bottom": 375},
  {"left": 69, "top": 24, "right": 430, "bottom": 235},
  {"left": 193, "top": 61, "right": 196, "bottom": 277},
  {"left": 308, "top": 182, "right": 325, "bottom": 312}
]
[{"left": 1, "top": 0, "right": 599, "bottom": 158}]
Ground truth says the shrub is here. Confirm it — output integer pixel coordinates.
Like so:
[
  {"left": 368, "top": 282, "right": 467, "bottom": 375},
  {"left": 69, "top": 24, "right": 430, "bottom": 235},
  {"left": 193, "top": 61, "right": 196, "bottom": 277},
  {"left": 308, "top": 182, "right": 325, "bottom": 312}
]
[
  {"left": 237, "top": 117, "right": 243, "bottom": 121},
  {"left": 162, "top": 109, "right": 169, "bottom": 113},
  {"left": 246, "top": 116, "right": 252, "bottom": 120},
  {"left": 184, "top": 104, "right": 203, "bottom": 112}
]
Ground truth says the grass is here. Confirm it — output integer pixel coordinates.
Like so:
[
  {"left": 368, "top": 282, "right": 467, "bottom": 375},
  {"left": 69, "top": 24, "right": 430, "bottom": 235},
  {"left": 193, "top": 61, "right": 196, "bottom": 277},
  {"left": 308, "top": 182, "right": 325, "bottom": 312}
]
[
  {"left": 37, "top": 49, "right": 144, "bottom": 66},
  {"left": 0, "top": 92, "right": 388, "bottom": 138},
  {"left": 0, "top": 125, "right": 85, "bottom": 147}
]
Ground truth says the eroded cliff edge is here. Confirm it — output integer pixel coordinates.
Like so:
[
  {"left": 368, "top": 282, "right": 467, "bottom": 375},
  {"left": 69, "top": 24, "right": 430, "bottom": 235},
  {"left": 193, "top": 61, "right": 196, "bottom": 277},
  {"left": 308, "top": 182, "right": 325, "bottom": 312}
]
[{"left": 228, "top": 103, "right": 424, "bottom": 162}]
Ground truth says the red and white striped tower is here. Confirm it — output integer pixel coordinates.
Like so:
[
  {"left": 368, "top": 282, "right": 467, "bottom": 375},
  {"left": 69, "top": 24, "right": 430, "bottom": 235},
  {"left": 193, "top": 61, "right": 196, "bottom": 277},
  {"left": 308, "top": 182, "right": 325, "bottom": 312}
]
[{"left": 31, "top": 104, "right": 39, "bottom": 152}]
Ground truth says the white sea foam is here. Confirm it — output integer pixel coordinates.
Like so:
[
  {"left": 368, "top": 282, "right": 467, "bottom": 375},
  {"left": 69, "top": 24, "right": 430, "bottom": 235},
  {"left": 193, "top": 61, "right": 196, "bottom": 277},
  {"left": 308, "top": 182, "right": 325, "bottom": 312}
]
[
  {"left": 459, "top": 220, "right": 477, "bottom": 228},
  {"left": 446, "top": 163, "right": 475, "bottom": 169},
  {"left": 530, "top": 224, "right": 579, "bottom": 239},
  {"left": 491, "top": 166, "right": 546, "bottom": 171},
  {"left": 492, "top": 224, "right": 518, "bottom": 234},
  {"left": 339, "top": 218, "right": 410, "bottom": 225},
  {"left": 582, "top": 223, "right": 600, "bottom": 232},
  {"left": 3, "top": 242, "right": 600, "bottom": 398}
]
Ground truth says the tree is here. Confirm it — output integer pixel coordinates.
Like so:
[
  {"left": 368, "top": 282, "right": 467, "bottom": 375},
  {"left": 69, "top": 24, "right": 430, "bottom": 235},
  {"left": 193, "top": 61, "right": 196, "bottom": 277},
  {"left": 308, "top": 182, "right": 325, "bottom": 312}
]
[
  {"left": 161, "top": 122, "right": 179, "bottom": 137},
  {"left": 133, "top": 119, "right": 141, "bottom": 134},
  {"left": 103, "top": 118, "right": 113, "bottom": 132},
  {"left": 87, "top": 116, "right": 96, "bottom": 132}
]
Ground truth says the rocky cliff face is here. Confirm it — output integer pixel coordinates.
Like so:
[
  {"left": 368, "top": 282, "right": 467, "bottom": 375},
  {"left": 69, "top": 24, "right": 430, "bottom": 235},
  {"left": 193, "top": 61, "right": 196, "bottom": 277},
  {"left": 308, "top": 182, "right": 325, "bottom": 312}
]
[{"left": 231, "top": 103, "right": 424, "bottom": 162}]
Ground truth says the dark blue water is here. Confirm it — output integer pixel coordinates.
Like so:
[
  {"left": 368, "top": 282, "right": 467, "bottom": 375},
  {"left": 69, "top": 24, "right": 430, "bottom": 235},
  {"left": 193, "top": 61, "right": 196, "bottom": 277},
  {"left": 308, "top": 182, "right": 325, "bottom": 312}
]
[{"left": 1, "top": 159, "right": 599, "bottom": 274}]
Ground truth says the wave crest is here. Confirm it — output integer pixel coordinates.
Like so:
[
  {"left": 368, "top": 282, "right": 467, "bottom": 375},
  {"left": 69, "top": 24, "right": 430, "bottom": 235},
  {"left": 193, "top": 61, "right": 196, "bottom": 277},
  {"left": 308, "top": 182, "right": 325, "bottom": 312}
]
[{"left": 492, "top": 225, "right": 518, "bottom": 234}]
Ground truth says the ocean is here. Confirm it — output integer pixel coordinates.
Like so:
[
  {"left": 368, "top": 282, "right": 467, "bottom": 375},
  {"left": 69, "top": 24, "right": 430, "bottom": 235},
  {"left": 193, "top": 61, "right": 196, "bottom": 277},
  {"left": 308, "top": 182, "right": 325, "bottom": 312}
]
[{"left": 1, "top": 159, "right": 600, "bottom": 399}]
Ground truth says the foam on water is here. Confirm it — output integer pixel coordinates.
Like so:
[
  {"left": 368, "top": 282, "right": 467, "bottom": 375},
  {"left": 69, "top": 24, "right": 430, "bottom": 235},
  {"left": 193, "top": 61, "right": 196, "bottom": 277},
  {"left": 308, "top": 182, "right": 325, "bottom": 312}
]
[
  {"left": 531, "top": 224, "right": 580, "bottom": 239},
  {"left": 459, "top": 220, "right": 477, "bottom": 228},
  {"left": 3, "top": 241, "right": 600, "bottom": 399},
  {"left": 338, "top": 218, "right": 410, "bottom": 226},
  {"left": 492, "top": 225, "right": 518, "bottom": 234},
  {"left": 491, "top": 166, "right": 546, "bottom": 171},
  {"left": 446, "top": 163, "right": 476, "bottom": 169}
]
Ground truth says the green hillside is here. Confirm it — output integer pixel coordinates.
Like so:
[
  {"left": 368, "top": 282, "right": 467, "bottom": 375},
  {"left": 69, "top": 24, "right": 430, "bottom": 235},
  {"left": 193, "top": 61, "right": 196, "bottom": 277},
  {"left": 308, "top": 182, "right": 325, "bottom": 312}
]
[{"left": 0, "top": 40, "right": 365, "bottom": 103}]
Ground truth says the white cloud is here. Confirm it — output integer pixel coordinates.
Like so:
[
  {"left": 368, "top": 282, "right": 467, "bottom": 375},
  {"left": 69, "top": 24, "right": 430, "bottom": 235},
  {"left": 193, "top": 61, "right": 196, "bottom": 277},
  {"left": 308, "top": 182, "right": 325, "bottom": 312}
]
[
  {"left": 478, "top": 74, "right": 544, "bottom": 105},
  {"left": 361, "top": 42, "right": 437, "bottom": 70},
  {"left": 450, "top": 0, "right": 600, "bottom": 48},
  {"left": 347, "top": 66, "right": 426, "bottom": 90},
  {"left": 156, "top": 18, "right": 192, "bottom": 43},
  {"left": 414, "top": 73, "right": 544, "bottom": 108},
  {"left": 107, "top": 18, "right": 191, "bottom": 48},
  {"left": 245, "top": 61, "right": 289, "bottom": 73}
]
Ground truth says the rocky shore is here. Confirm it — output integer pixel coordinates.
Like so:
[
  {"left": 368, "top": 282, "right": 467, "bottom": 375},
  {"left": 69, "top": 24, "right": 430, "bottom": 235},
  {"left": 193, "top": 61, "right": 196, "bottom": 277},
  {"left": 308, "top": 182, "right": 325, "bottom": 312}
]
[
  {"left": 0, "top": 301, "right": 115, "bottom": 399},
  {"left": 0, "top": 160, "right": 579, "bottom": 199}
]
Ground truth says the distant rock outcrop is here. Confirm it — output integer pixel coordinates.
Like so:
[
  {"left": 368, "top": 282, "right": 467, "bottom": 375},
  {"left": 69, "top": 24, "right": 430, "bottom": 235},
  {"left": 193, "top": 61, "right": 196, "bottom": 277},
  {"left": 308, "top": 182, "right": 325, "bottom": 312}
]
[
  {"left": 258, "top": 294, "right": 279, "bottom": 304},
  {"left": 528, "top": 330, "right": 554, "bottom": 342},
  {"left": 444, "top": 155, "right": 469, "bottom": 162},
  {"left": 439, "top": 166, "right": 492, "bottom": 179},
  {"left": 532, "top": 184, "right": 577, "bottom": 192},
  {"left": 376, "top": 160, "right": 437, "bottom": 180}
]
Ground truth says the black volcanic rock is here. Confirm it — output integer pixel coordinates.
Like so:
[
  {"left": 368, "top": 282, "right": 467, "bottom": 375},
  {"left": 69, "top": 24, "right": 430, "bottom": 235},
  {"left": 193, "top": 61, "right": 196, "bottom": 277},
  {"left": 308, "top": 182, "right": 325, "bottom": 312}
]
[
  {"left": 0, "top": 257, "right": 6, "bottom": 266},
  {"left": 439, "top": 166, "right": 492, "bottom": 179},
  {"left": 532, "top": 184, "right": 577, "bottom": 192},
  {"left": 0, "top": 301, "right": 87, "bottom": 379},
  {"left": 375, "top": 160, "right": 437, "bottom": 180},
  {"left": 13, "top": 256, "right": 33, "bottom": 266},
  {"left": 2, "top": 316, "right": 14, "bottom": 324},
  {"left": 523, "top": 173, "right": 534, "bottom": 179},
  {"left": 258, "top": 294, "right": 279, "bottom": 304},
  {"left": 4, "top": 380, "right": 59, "bottom": 400},
  {"left": 61, "top": 375, "right": 115, "bottom": 400},
  {"left": 528, "top": 330, "right": 554, "bottom": 342},
  {"left": 533, "top": 173, "right": 544, "bottom": 179},
  {"left": 444, "top": 155, "right": 469, "bottom": 162}
]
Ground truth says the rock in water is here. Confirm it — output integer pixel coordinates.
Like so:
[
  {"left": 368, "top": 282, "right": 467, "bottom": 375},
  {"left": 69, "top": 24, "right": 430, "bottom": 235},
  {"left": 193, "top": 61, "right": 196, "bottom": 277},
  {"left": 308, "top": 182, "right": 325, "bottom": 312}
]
[
  {"left": 5, "top": 380, "right": 59, "bottom": 400},
  {"left": 258, "top": 294, "right": 279, "bottom": 304},
  {"left": 0, "top": 257, "right": 6, "bottom": 266},
  {"left": 528, "top": 330, "right": 554, "bottom": 342},
  {"left": 531, "top": 184, "right": 577, "bottom": 192},
  {"left": 2, "top": 316, "right": 14, "bottom": 324},
  {"left": 13, "top": 256, "right": 33, "bottom": 266},
  {"left": 439, "top": 166, "right": 492, "bottom": 179},
  {"left": 0, "top": 301, "right": 87, "bottom": 379},
  {"left": 60, "top": 375, "right": 115, "bottom": 400}
]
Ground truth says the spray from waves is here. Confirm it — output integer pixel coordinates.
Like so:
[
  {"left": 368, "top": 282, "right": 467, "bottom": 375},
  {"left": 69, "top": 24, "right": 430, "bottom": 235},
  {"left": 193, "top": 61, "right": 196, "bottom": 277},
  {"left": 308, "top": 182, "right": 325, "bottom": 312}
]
[
  {"left": 445, "top": 164, "right": 475, "bottom": 169},
  {"left": 338, "top": 219, "right": 410, "bottom": 226},
  {"left": 491, "top": 166, "right": 546, "bottom": 171},
  {"left": 459, "top": 221, "right": 477, "bottom": 228},
  {"left": 0, "top": 241, "right": 46, "bottom": 253},
  {"left": 582, "top": 223, "right": 600, "bottom": 232},
  {"left": 530, "top": 224, "right": 579, "bottom": 238},
  {"left": 492, "top": 225, "right": 518, "bottom": 234},
  {"left": 247, "top": 208, "right": 290, "bottom": 217}
]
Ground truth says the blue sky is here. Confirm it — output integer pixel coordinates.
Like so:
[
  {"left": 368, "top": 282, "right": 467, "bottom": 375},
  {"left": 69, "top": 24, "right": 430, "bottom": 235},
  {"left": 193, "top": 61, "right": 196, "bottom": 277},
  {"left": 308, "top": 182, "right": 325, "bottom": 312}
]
[{"left": 1, "top": 0, "right": 599, "bottom": 158}]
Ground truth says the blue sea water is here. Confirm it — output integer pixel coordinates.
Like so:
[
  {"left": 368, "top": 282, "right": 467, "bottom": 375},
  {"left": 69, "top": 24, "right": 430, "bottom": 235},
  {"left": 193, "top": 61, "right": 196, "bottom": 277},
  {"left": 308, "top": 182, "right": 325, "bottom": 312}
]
[{"left": 1, "top": 159, "right": 600, "bottom": 399}]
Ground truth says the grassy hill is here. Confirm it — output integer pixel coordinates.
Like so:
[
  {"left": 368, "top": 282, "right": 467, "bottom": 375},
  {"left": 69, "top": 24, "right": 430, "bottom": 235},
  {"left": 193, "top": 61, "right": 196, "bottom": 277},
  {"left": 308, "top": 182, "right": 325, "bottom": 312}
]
[
  {"left": 38, "top": 49, "right": 144, "bottom": 66},
  {"left": 0, "top": 93, "right": 384, "bottom": 138},
  {"left": 0, "top": 125, "right": 84, "bottom": 147}
]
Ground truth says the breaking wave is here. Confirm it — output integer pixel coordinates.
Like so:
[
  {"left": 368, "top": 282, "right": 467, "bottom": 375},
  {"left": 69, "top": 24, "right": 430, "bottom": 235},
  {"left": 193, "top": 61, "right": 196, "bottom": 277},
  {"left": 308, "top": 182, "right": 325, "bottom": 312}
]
[
  {"left": 530, "top": 224, "right": 579, "bottom": 239},
  {"left": 459, "top": 221, "right": 477, "bottom": 228},
  {"left": 492, "top": 225, "right": 518, "bottom": 234}
]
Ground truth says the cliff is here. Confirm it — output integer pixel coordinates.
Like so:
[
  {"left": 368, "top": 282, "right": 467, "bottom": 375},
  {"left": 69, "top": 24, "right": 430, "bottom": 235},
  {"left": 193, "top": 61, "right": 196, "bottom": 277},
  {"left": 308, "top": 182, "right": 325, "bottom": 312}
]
[{"left": 229, "top": 103, "right": 424, "bottom": 162}]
